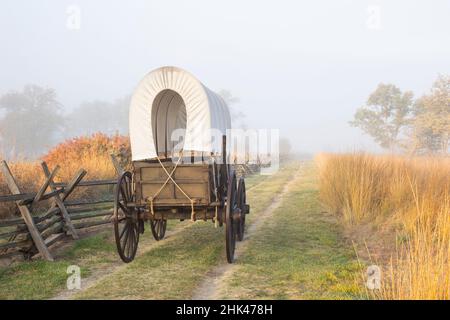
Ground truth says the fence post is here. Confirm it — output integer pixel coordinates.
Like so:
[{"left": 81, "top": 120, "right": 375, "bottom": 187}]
[
  {"left": 0, "top": 161, "right": 53, "bottom": 261},
  {"left": 41, "top": 162, "right": 79, "bottom": 240},
  {"left": 110, "top": 154, "right": 124, "bottom": 176}
]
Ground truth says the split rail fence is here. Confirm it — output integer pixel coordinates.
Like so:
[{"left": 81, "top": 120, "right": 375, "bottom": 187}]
[{"left": 0, "top": 156, "right": 124, "bottom": 261}]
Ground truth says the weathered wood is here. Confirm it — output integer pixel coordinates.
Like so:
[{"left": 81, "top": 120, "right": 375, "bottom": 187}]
[
  {"left": 44, "top": 232, "right": 65, "bottom": 247},
  {"left": 34, "top": 207, "right": 60, "bottom": 224},
  {"left": 69, "top": 209, "right": 113, "bottom": 221},
  {"left": 0, "top": 189, "right": 63, "bottom": 205},
  {"left": 0, "top": 217, "right": 26, "bottom": 227},
  {"left": 0, "top": 248, "right": 24, "bottom": 259},
  {"left": 16, "top": 215, "right": 62, "bottom": 233},
  {"left": 61, "top": 168, "right": 87, "bottom": 201},
  {"left": 0, "top": 239, "right": 31, "bottom": 250},
  {"left": 31, "top": 165, "right": 60, "bottom": 206},
  {"left": 54, "top": 179, "right": 115, "bottom": 188},
  {"left": 110, "top": 154, "right": 124, "bottom": 176},
  {"left": 0, "top": 161, "right": 53, "bottom": 261},
  {"left": 41, "top": 222, "right": 63, "bottom": 239},
  {"left": 0, "top": 228, "right": 28, "bottom": 240},
  {"left": 36, "top": 215, "right": 62, "bottom": 232},
  {"left": 73, "top": 219, "right": 111, "bottom": 229},
  {"left": 64, "top": 199, "right": 113, "bottom": 207},
  {"left": 67, "top": 203, "right": 112, "bottom": 214},
  {"left": 0, "top": 192, "right": 35, "bottom": 203},
  {"left": 18, "top": 189, "right": 64, "bottom": 206},
  {"left": 41, "top": 162, "right": 79, "bottom": 240}
]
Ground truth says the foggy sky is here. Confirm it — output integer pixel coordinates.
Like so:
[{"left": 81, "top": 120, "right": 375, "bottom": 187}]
[{"left": 1, "top": 0, "right": 449, "bottom": 153}]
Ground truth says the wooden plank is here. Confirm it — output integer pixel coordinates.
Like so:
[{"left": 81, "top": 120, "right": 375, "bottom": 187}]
[
  {"left": 44, "top": 232, "right": 65, "bottom": 247},
  {"left": 0, "top": 190, "right": 63, "bottom": 204},
  {"left": 0, "top": 160, "right": 53, "bottom": 261},
  {"left": 34, "top": 207, "right": 60, "bottom": 224},
  {"left": 110, "top": 154, "right": 124, "bottom": 176},
  {"left": 42, "top": 162, "right": 79, "bottom": 240},
  {"left": 73, "top": 219, "right": 111, "bottom": 229},
  {"left": 0, "top": 217, "right": 26, "bottom": 227},
  {"left": 69, "top": 209, "right": 113, "bottom": 221},
  {"left": 64, "top": 199, "right": 114, "bottom": 207},
  {"left": 0, "top": 228, "right": 28, "bottom": 240},
  {"left": 61, "top": 168, "right": 87, "bottom": 201},
  {"left": 41, "top": 222, "right": 63, "bottom": 239},
  {"left": 0, "top": 239, "right": 31, "bottom": 250},
  {"left": 67, "top": 204, "right": 112, "bottom": 214},
  {"left": 31, "top": 165, "right": 60, "bottom": 206},
  {"left": 0, "top": 249, "right": 24, "bottom": 259},
  {"left": 16, "top": 214, "right": 62, "bottom": 233},
  {"left": 0, "top": 192, "right": 35, "bottom": 203},
  {"left": 18, "top": 189, "right": 64, "bottom": 206},
  {"left": 54, "top": 179, "right": 116, "bottom": 188}
]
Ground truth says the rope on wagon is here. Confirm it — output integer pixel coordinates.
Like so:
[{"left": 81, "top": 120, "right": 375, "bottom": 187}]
[{"left": 148, "top": 151, "right": 197, "bottom": 221}]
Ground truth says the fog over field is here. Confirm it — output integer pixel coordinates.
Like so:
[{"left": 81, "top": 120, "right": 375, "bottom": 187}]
[{"left": 0, "top": 0, "right": 449, "bottom": 156}]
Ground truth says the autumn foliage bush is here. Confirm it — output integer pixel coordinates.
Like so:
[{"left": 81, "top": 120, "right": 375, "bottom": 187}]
[
  {"left": 0, "top": 133, "right": 131, "bottom": 218},
  {"left": 43, "top": 133, "right": 130, "bottom": 181}
]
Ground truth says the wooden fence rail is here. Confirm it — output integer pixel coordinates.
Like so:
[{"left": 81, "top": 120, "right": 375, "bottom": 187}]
[{"left": 0, "top": 155, "right": 122, "bottom": 261}]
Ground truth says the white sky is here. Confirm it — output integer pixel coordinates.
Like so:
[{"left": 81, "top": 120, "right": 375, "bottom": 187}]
[{"left": 1, "top": 0, "right": 449, "bottom": 153}]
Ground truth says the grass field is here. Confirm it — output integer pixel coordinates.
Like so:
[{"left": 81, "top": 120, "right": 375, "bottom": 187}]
[
  {"left": 317, "top": 153, "right": 450, "bottom": 299},
  {"left": 0, "top": 161, "right": 364, "bottom": 300}
]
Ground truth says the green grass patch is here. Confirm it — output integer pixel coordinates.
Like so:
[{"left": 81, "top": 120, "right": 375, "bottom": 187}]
[
  {"left": 0, "top": 230, "right": 116, "bottom": 299},
  {"left": 219, "top": 162, "right": 365, "bottom": 299}
]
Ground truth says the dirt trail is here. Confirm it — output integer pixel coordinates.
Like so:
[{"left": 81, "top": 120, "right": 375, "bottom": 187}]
[
  {"left": 51, "top": 165, "right": 301, "bottom": 300},
  {"left": 192, "top": 165, "right": 304, "bottom": 300},
  {"left": 51, "top": 224, "right": 190, "bottom": 300}
]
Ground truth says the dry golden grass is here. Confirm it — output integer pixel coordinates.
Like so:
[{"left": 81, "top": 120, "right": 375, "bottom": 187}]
[
  {"left": 0, "top": 133, "right": 131, "bottom": 218},
  {"left": 316, "top": 153, "right": 450, "bottom": 299},
  {"left": 0, "top": 160, "right": 44, "bottom": 218}
]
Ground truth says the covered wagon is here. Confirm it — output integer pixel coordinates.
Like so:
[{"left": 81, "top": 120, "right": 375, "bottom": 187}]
[{"left": 113, "top": 66, "right": 249, "bottom": 263}]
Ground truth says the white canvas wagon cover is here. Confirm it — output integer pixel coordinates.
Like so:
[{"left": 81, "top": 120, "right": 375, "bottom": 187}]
[{"left": 129, "top": 66, "right": 231, "bottom": 161}]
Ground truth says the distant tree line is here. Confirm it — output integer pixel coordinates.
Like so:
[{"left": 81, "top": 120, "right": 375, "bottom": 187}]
[
  {"left": 0, "top": 85, "right": 130, "bottom": 159},
  {"left": 0, "top": 86, "right": 248, "bottom": 159},
  {"left": 351, "top": 74, "right": 449, "bottom": 155}
]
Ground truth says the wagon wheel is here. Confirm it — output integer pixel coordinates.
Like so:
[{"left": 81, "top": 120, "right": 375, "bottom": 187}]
[
  {"left": 113, "top": 171, "right": 140, "bottom": 263},
  {"left": 236, "top": 178, "right": 246, "bottom": 241},
  {"left": 225, "top": 170, "right": 238, "bottom": 263},
  {"left": 150, "top": 219, "right": 167, "bottom": 241}
]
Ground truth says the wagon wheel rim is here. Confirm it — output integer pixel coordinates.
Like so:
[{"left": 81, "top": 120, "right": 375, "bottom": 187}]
[
  {"left": 236, "top": 178, "right": 246, "bottom": 241},
  {"left": 114, "top": 171, "right": 140, "bottom": 263},
  {"left": 225, "top": 171, "right": 238, "bottom": 263},
  {"left": 150, "top": 219, "right": 167, "bottom": 241}
]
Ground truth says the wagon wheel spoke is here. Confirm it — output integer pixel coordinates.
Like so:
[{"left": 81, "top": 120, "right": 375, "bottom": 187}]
[
  {"left": 120, "top": 186, "right": 128, "bottom": 203},
  {"left": 150, "top": 219, "right": 167, "bottom": 241},
  {"left": 225, "top": 171, "right": 237, "bottom": 263},
  {"left": 118, "top": 201, "right": 129, "bottom": 214},
  {"left": 125, "top": 223, "right": 134, "bottom": 257},
  {"left": 114, "top": 171, "right": 140, "bottom": 263},
  {"left": 119, "top": 221, "right": 129, "bottom": 239},
  {"left": 236, "top": 178, "right": 246, "bottom": 242}
]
